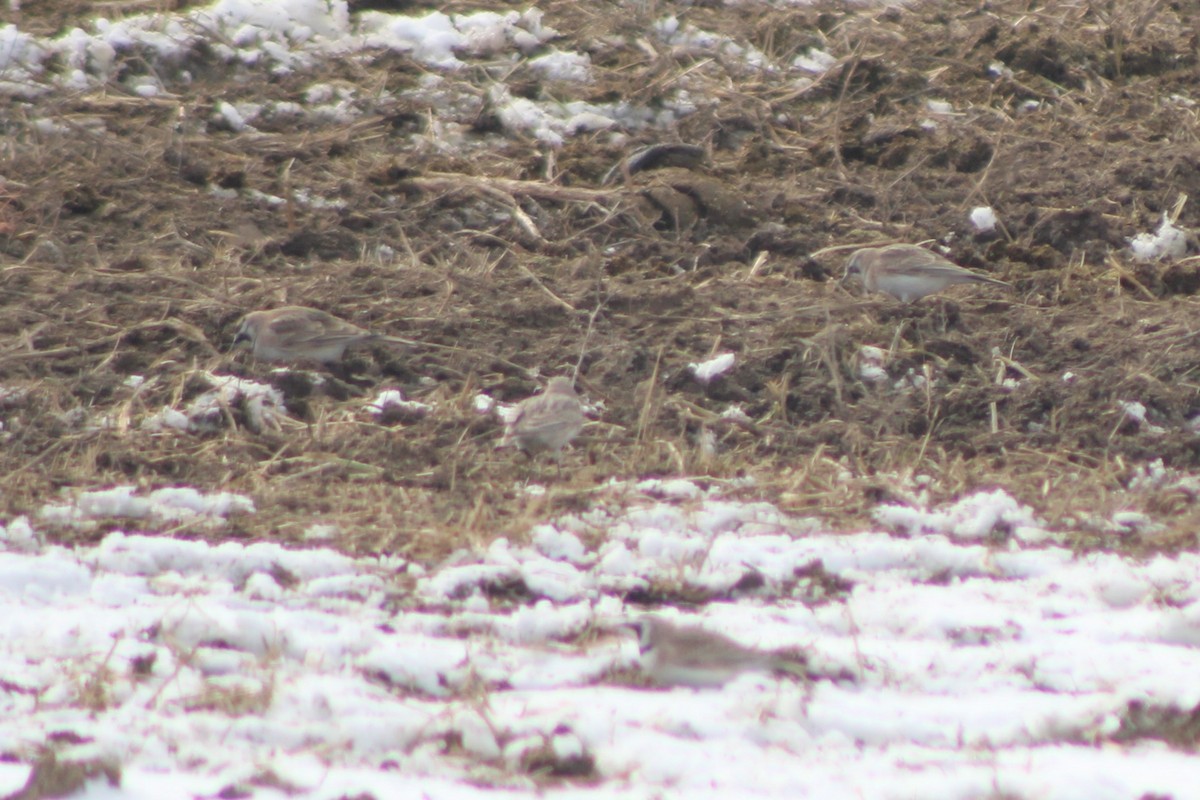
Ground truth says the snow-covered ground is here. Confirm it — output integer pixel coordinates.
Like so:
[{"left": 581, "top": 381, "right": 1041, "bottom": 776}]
[
  {"left": 5, "top": 479, "right": 1200, "bottom": 799},
  {"left": 2, "top": 0, "right": 816, "bottom": 146},
  {"left": 5, "top": 0, "right": 1200, "bottom": 797}
]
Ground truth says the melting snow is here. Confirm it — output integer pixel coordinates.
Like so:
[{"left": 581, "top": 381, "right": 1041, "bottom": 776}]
[
  {"left": 2, "top": 0, "right": 838, "bottom": 151},
  {"left": 688, "top": 352, "right": 736, "bottom": 384},
  {"left": 970, "top": 205, "right": 998, "bottom": 232},
  {"left": 4, "top": 482, "right": 1200, "bottom": 797},
  {"left": 5, "top": 1, "right": 1200, "bottom": 797},
  {"left": 1129, "top": 213, "right": 1190, "bottom": 262}
]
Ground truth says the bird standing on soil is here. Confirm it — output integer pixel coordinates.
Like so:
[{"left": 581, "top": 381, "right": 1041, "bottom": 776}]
[
  {"left": 500, "top": 377, "right": 585, "bottom": 458},
  {"left": 840, "top": 243, "right": 1011, "bottom": 303},
  {"left": 626, "top": 616, "right": 808, "bottom": 688},
  {"left": 233, "top": 306, "right": 410, "bottom": 364}
]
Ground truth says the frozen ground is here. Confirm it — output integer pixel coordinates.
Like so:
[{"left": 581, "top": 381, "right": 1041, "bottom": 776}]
[
  {"left": 6, "top": 0, "right": 1200, "bottom": 797},
  {"left": 4, "top": 480, "right": 1200, "bottom": 799},
  {"left": 1, "top": 0, "right": 790, "bottom": 143}
]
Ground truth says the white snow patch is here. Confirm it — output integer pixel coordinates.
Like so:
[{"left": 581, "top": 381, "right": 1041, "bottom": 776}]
[
  {"left": 858, "top": 345, "right": 889, "bottom": 383},
  {"left": 365, "top": 388, "right": 432, "bottom": 419},
  {"left": 873, "top": 488, "right": 1044, "bottom": 542},
  {"left": 358, "top": 8, "right": 555, "bottom": 70},
  {"left": 527, "top": 49, "right": 592, "bottom": 83},
  {"left": 721, "top": 405, "right": 754, "bottom": 424},
  {"left": 987, "top": 60, "right": 1014, "bottom": 79},
  {"left": 793, "top": 48, "right": 836, "bottom": 73},
  {"left": 38, "top": 486, "right": 254, "bottom": 530},
  {"left": 1128, "top": 213, "right": 1190, "bottom": 262},
  {"left": 1119, "top": 400, "right": 1165, "bottom": 435},
  {"left": 688, "top": 352, "right": 736, "bottom": 384},
  {"left": 141, "top": 372, "right": 287, "bottom": 434},
  {"left": 215, "top": 100, "right": 250, "bottom": 131},
  {"left": 653, "top": 16, "right": 768, "bottom": 73},
  {"left": 970, "top": 206, "right": 998, "bottom": 232}
]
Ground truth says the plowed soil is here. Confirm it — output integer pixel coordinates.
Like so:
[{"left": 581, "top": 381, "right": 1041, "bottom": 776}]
[{"left": 5, "top": 0, "right": 1200, "bottom": 557}]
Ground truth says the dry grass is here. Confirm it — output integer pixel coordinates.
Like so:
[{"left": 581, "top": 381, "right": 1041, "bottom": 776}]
[{"left": 3, "top": 0, "right": 1200, "bottom": 562}]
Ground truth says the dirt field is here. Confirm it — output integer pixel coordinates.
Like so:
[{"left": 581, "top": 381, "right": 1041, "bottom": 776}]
[{"left": 5, "top": 0, "right": 1200, "bottom": 559}]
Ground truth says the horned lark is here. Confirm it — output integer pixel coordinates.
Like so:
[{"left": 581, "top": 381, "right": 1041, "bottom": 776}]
[
  {"left": 627, "top": 616, "right": 808, "bottom": 688},
  {"left": 500, "top": 376, "right": 585, "bottom": 456},
  {"left": 840, "top": 243, "right": 1010, "bottom": 303},
  {"left": 233, "top": 306, "right": 410, "bottom": 364}
]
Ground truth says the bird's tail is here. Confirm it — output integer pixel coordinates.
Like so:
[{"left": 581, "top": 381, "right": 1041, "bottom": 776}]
[{"left": 373, "top": 334, "right": 419, "bottom": 348}]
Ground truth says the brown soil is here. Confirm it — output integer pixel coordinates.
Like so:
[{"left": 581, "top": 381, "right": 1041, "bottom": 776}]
[{"left": 5, "top": 0, "right": 1200, "bottom": 558}]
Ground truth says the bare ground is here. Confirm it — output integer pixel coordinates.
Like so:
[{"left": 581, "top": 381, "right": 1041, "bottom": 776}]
[{"left": 4, "top": 0, "right": 1200, "bottom": 559}]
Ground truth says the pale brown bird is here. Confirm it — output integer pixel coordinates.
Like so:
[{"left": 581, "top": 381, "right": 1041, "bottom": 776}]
[
  {"left": 626, "top": 616, "right": 808, "bottom": 688},
  {"left": 500, "top": 377, "right": 585, "bottom": 456},
  {"left": 840, "top": 244, "right": 1011, "bottom": 303},
  {"left": 233, "top": 306, "right": 411, "bottom": 364}
]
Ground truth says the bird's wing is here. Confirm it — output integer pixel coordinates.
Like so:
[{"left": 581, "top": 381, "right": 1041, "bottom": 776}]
[
  {"left": 881, "top": 247, "right": 962, "bottom": 274},
  {"left": 513, "top": 395, "right": 584, "bottom": 435},
  {"left": 666, "top": 628, "right": 761, "bottom": 668},
  {"left": 907, "top": 264, "right": 1009, "bottom": 286},
  {"left": 884, "top": 248, "right": 1008, "bottom": 285},
  {"left": 270, "top": 308, "right": 367, "bottom": 344}
]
